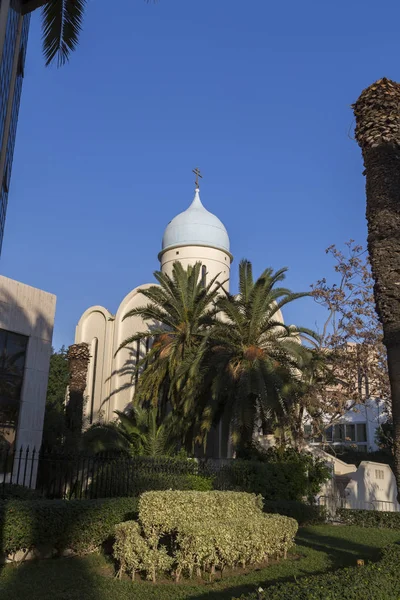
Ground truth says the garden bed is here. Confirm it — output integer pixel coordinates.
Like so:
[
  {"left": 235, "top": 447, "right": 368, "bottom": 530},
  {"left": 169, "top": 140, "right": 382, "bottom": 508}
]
[{"left": 1, "top": 525, "right": 400, "bottom": 600}]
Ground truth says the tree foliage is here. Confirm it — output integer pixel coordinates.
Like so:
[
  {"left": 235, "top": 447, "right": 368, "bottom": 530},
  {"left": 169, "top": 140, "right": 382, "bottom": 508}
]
[
  {"left": 206, "top": 260, "right": 317, "bottom": 448},
  {"left": 42, "top": 346, "right": 69, "bottom": 451},
  {"left": 82, "top": 406, "right": 180, "bottom": 457},
  {"left": 306, "top": 241, "right": 390, "bottom": 432}
]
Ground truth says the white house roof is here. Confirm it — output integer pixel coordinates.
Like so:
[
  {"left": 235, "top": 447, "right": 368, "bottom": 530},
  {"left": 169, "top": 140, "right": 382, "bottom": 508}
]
[{"left": 161, "top": 188, "right": 230, "bottom": 254}]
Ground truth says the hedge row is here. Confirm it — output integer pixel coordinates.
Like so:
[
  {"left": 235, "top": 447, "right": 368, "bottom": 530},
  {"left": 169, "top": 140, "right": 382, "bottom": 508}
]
[
  {"left": 88, "top": 463, "right": 215, "bottom": 498},
  {"left": 337, "top": 508, "right": 400, "bottom": 529},
  {"left": 114, "top": 491, "right": 298, "bottom": 582},
  {"left": 263, "top": 500, "right": 326, "bottom": 525},
  {"left": 234, "top": 543, "right": 400, "bottom": 600},
  {"left": 0, "top": 497, "right": 138, "bottom": 555},
  {"left": 78, "top": 451, "right": 329, "bottom": 502}
]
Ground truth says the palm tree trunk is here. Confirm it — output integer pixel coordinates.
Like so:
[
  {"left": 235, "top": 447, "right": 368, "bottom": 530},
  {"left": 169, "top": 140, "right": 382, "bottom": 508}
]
[
  {"left": 65, "top": 343, "right": 90, "bottom": 453},
  {"left": 353, "top": 78, "right": 400, "bottom": 500}
]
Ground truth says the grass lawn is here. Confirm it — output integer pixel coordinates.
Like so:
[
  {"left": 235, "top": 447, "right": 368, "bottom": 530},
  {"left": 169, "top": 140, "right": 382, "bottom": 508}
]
[{"left": 1, "top": 525, "right": 399, "bottom": 600}]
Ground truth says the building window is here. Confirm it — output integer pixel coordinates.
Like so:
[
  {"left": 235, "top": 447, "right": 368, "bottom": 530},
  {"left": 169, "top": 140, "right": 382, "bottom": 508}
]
[
  {"left": 356, "top": 423, "right": 367, "bottom": 443},
  {"left": 311, "top": 422, "right": 368, "bottom": 449},
  {"left": 0, "top": 328, "right": 28, "bottom": 450},
  {"left": 17, "top": 46, "right": 25, "bottom": 78},
  {"left": 346, "top": 424, "right": 356, "bottom": 442},
  {"left": 2, "top": 164, "right": 9, "bottom": 194},
  {"left": 201, "top": 264, "right": 207, "bottom": 288},
  {"left": 375, "top": 469, "right": 384, "bottom": 480}
]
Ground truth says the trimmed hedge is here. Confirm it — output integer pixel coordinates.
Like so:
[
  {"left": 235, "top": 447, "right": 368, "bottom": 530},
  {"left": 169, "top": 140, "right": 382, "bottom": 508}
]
[
  {"left": 337, "top": 508, "right": 400, "bottom": 529},
  {"left": 138, "top": 490, "right": 264, "bottom": 530},
  {"left": 0, "top": 496, "right": 138, "bottom": 556},
  {"left": 114, "top": 491, "right": 298, "bottom": 582},
  {"left": 263, "top": 500, "right": 326, "bottom": 525},
  {"left": 234, "top": 543, "right": 400, "bottom": 600},
  {"left": 0, "top": 484, "right": 41, "bottom": 500},
  {"left": 214, "top": 455, "right": 329, "bottom": 502},
  {"left": 89, "top": 464, "right": 214, "bottom": 498}
]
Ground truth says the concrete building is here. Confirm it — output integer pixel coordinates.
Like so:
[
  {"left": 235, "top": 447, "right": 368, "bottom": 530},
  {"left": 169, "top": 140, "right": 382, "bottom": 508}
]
[
  {"left": 305, "top": 398, "right": 387, "bottom": 453},
  {"left": 0, "top": 0, "right": 32, "bottom": 255},
  {"left": 0, "top": 275, "right": 56, "bottom": 455}
]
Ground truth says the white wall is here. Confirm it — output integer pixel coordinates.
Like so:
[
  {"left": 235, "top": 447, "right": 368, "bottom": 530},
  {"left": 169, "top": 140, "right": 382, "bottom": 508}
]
[
  {"left": 0, "top": 275, "right": 56, "bottom": 453},
  {"left": 160, "top": 245, "right": 232, "bottom": 292},
  {"left": 75, "top": 285, "right": 155, "bottom": 420},
  {"left": 75, "top": 305, "right": 115, "bottom": 423},
  {"left": 344, "top": 461, "right": 400, "bottom": 512}
]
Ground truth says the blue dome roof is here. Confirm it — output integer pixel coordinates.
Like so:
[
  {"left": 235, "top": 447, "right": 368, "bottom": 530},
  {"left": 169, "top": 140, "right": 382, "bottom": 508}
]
[{"left": 161, "top": 189, "right": 230, "bottom": 254}]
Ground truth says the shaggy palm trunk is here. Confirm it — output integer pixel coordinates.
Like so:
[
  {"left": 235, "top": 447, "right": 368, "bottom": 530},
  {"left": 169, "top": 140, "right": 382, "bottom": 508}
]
[
  {"left": 65, "top": 343, "right": 90, "bottom": 452},
  {"left": 352, "top": 78, "right": 400, "bottom": 501}
]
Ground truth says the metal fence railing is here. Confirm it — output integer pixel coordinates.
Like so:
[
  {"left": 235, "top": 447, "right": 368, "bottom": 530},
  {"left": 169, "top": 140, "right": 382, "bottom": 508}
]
[
  {"left": 0, "top": 447, "right": 234, "bottom": 500},
  {"left": 318, "top": 494, "right": 400, "bottom": 514}
]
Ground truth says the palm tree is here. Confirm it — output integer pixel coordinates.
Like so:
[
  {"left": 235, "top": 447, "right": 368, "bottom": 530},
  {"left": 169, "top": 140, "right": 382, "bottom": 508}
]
[
  {"left": 65, "top": 342, "right": 90, "bottom": 452},
  {"left": 352, "top": 78, "right": 400, "bottom": 499},
  {"left": 281, "top": 349, "right": 330, "bottom": 450},
  {"left": 119, "top": 262, "right": 221, "bottom": 438},
  {"left": 23, "top": 0, "right": 153, "bottom": 67},
  {"left": 206, "top": 260, "right": 317, "bottom": 452},
  {"left": 82, "top": 406, "right": 179, "bottom": 457}
]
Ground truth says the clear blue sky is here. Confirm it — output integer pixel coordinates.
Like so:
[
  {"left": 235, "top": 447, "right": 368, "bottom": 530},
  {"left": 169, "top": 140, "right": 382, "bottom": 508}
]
[{"left": 0, "top": 0, "right": 396, "bottom": 349}]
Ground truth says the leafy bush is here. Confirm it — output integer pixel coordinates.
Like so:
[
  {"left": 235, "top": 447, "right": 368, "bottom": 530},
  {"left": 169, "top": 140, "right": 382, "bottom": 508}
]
[
  {"left": 90, "top": 469, "right": 214, "bottom": 497},
  {"left": 233, "top": 543, "right": 400, "bottom": 600},
  {"left": 214, "top": 450, "right": 330, "bottom": 502},
  {"left": 114, "top": 491, "right": 298, "bottom": 582},
  {"left": 138, "top": 490, "right": 264, "bottom": 531},
  {"left": 87, "top": 456, "right": 215, "bottom": 498},
  {"left": 337, "top": 508, "right": 400, "bottom": 529},
  {"left": 0, "top": 484, "right": 41, "bottom": 500},
  {"left": 114, "top": 521, "right": 172, "bottom": 582},
  {"left": 263, "top": 500, "right": 326, "bottom": 525},
  {"left": 0, "top": 496, "right": 138, "bottom": 556}
]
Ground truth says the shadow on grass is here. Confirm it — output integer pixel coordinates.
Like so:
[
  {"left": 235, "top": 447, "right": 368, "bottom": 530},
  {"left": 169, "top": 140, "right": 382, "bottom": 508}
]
[
  {"left": 1, "top": 525, "right": 397, "bottom": 600},
  {"left": 296, "top": 528, "right": 383, "bottom": 569}
]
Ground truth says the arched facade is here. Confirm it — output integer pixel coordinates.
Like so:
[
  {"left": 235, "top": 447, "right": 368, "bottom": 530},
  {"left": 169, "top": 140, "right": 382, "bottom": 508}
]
[{"left": 74, "top": 184, "right": 235, "bottom": 454}]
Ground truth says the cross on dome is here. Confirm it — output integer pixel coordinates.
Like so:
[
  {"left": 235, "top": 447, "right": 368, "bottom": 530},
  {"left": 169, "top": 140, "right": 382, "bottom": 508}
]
[
  {"left": 159, "top": 176, "right": 231, "bottom": 256},
  {"left": 192, "top": 167, "right": 203, "bottom": 189}
]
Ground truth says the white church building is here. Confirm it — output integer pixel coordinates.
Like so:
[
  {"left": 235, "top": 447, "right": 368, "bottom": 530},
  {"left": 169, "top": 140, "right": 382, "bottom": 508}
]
[
  {"left": 75, "top": 183, "right": 233, "bottom": 437},
  {"left": 75, "top": 180, "right": 387, "bottom": 459}
]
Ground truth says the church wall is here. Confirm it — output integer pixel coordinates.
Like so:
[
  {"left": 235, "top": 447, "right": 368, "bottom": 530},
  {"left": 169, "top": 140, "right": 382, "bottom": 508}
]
[
  {"left": 75, "top": 306, "right": 115, "bottom": 423},
  {"left": 111, "top": 284, "right": 154, "bottom": 414},
  {"left": 160, "top": 245, "right": 231, "bottom": 292}
]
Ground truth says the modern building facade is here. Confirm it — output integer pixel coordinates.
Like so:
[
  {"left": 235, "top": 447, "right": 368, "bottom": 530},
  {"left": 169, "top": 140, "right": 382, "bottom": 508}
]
[
  {"left": 304, "top": 398, "right": 387, "bottom": 453},
  {"left": 0, "top": 0, "right": 31, "bottom": 255},
  {"left": 0, "top": 274, "right": 56, "bottom": 455}
]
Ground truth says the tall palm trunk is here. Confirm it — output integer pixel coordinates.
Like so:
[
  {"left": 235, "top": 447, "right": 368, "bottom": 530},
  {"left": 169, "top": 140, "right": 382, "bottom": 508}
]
[
  {"left": 65, "top": 343, "right": 90, "bottom": 452},
  {"left": 352, "top": 78, "right": 400, "bottom": 500}
]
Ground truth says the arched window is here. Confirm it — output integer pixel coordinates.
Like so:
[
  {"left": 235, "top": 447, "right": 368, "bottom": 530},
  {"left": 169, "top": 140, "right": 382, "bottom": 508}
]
[{"left": 201, "top": 264, "right": 207, "bottom": 288}]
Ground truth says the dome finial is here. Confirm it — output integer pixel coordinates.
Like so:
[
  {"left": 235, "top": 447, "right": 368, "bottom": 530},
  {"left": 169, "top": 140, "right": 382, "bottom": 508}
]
[{"left": 192, "top": 167, "right": 203, "bottom": 190}]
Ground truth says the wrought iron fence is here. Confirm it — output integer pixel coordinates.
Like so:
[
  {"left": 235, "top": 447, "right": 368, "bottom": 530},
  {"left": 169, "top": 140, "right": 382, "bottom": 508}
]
[{"left": 0, "top": 446, "right": 232, "bottom": 500}]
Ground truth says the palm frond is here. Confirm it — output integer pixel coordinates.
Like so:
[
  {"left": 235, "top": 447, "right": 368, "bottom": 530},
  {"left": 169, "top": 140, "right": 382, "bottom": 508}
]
[{"left": 42, "top": 0, "right": 87, "bottom": 67}]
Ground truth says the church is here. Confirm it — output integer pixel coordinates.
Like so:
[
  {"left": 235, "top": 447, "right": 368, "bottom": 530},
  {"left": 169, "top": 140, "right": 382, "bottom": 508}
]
[{"left": 75, "top": 175, "right": 235, "bottom": 454}]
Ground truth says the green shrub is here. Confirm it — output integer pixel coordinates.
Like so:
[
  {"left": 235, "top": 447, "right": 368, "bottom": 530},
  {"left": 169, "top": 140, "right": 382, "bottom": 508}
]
[
  {"left": 114, "top": 521, "right": 172, "bottom": 582},
  {"left": 232, "top": 447, "right": 330, "bottom": 502},
  {"left": 0, "top": 496, "right": 138, "bottom": 556},
  {"left": 114, "top": 491, "right": 298, "bottom": 582},
  {"left": 337, "top": 508, "right": 400, "bottom": 529},
  {"left": 263, "top": 500, "right": 326, "bottom": 525},
  {"left": 233, "top": 543, "right": 400, "bottom": 600},
  {"left": 214, "top": 453, "right": 329, "bottom": 502},
  {"left": 88, "top": 458, "right": 214, "bottom": 498},
  {"left": 0, "top": 484, "right": 41, "bottom": 500}
]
